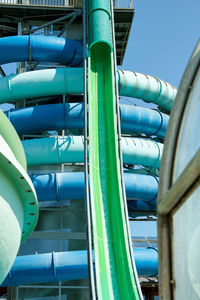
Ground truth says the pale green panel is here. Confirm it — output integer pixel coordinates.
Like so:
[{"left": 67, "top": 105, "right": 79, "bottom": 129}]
[
  {"left": 172, "top": 186, "right": 200, "bottom": 299},
  {"left": 0, "top": 168, "right": 23, "bottom": 284},
  {"left": 0, "top": 111, "right": 38, "bottom": 284},
  {"left": 173, "top": 69, "right": 200, "bottom": 182},
  {"left": 0, "top": 197, "right": 21, "bottom": 283},
  {"left": 0, "top": 134, "right": 38, "bottom": 246},
  {"left": 0, "top": 110, "right": 27, "bottom": 170}
]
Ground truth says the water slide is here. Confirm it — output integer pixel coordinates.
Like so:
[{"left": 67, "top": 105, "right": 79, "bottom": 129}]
[
  {"left": 87, "top": 0, "right": 143, "bottom": 298},
  {"left": 21, "top": 136, "right": 162, "bottom": 169},
  {"left": 1, "top": 248, "right": 158, "bottom": 287},
  {"left": 30, "top": 172, "right": 158, "bottom": 208},
  {"left": 0, "top": 66, "right": 175, "bottom": 112},
  {"left": 0, "top": 35, "right": 83, "bottom": 66},
  {"left": 0, "top": 13, "right": 176, "bottom": 295},
  {"left": 5, "top": 103, "right": 168, "bottom": 139}
]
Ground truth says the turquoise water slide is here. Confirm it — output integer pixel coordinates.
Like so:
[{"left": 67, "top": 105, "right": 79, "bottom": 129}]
[
  {"left": 22, "top": 136, "right": 163, "bottom": 169},
  {"left": 87, "top": 0, "right": 142, "bottom": 298},
  {"left": 0, "top": 67, "right": 175, "bottom": 112}
]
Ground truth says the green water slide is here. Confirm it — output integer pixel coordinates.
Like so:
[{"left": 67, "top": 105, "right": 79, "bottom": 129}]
[{"left": 87, "top": 1, "right": 142, "bottom": 299}]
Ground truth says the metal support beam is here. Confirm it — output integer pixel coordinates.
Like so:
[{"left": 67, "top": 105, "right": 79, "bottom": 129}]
[
  {"left": 23, "top": 10, "right": 82, "bottom": 35},
  {"left": 0, "top": 24, "right": 17, "bottom": 32},
  {"left": 30, "top": 231, "right": 87, "bottom": 240},
  {"left": 58, "top": 10, "right": 81, "bottom": 37},
  {"left": 28, "top": 61, "right": 40, "bottom": 71},
  {"left": 0, "top": 66, "right": 6, "bottom": 77}
]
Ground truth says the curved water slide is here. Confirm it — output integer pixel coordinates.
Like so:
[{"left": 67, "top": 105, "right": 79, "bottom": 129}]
[
  {"left": 30, "top": 171, "right": 158, "bottom": 215},
  {"left": 0, "top": 35, "right": 83, "bottom": 66},
  {"left": 31, "top": 172, "right": 158, "bottom": 204},
  {"left": 0, "top": 28, "right": 176, "bottom": 292},
  {"left": 22, "top": 136, "right": 163, "bottom": 168},
  {"left": 0, "top": 66, "right": 175, "bottom": 112},
  {"left": 1, "top": 248, "right": 158, "bottom": 287},
  {"left": 5, "top": 103, "right": 168, "bottom": 139}
]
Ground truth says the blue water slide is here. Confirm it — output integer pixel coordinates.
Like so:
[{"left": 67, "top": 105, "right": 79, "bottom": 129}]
[
  {"left": 31, "top": 172, "right": 158, "bottom": 211},
  {"left": 0, "top": 35, "right": 83, "bottom": 67},
  {"left": 0, "top": 35, "right": 176, "bottom": 111},
  {"left": 1, "top": 248, "right": 158, "bottom": 287},
  {"left": 5, "top": 103, "right": 168, "bottom": 139}
]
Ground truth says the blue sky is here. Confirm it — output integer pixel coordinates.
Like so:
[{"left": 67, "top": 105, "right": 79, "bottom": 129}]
[{"left": 123, "top": 0, "right": 200, "bottom": 236}]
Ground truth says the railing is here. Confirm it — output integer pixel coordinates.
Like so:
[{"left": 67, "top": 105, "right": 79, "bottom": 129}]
[
  {"left": 115, "top": 0, "right": 133, "bottom": 8},
  {"left": 0, "top": 0, "right": 82, "bottom": 6},
  {"left": 0, "top": 0, "right": 133, "bottom": 8},
  {"left": 132, "top": 236, "right": 157, "bottom": 249}
]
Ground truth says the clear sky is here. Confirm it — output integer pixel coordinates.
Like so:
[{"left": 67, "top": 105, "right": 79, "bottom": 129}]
[{"left": 122, "top": 0, "right": 200, "bottom": 236}]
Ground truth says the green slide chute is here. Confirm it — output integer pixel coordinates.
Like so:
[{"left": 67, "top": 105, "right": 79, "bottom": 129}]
[{"left": 87, "top": 1, "right": 142, "bottom": 299}]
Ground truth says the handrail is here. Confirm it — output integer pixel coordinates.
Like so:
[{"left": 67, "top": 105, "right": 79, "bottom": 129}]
[
  {"left": 114, "top": 0, "right": 133, "bottom": 8},
  {"left": 0, "top": 0, "right": 133, "bottom": 9},
  {"left": 83, "top": 0, "right": 97, "bottom": 298}
]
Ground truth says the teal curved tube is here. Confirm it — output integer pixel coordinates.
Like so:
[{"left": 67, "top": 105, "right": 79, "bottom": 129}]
[
  {"left": 117, "top": 69, "right": 176, "bottom": 111},
  {"left": 22, "top": 136, "right": 163, "bottom": 169},
  {"left": 0, "top": 68, "right": 176, "bottom": 111},
  {"left": 0, "top": 68, "right": 83, "bottom": 102}
]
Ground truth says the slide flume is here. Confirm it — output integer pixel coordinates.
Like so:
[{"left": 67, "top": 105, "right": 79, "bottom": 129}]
[
  {"left": 88, "top": 0, "right": 142, "bottom": 298},
  {"left": 89, "top": 42, "right": 141, "bottom": 299}
]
